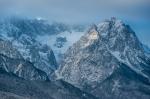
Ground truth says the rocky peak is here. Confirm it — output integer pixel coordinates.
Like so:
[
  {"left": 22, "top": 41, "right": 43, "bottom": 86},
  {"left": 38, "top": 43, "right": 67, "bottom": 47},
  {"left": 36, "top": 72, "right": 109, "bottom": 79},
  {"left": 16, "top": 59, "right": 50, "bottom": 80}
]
[{"left": 56, "top": 18, "right": 150, "bottom": 98}]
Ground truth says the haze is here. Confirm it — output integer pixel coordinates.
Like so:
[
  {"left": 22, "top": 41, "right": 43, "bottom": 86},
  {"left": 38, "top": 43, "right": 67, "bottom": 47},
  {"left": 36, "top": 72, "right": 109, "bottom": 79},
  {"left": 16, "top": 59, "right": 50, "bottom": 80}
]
[{"left": 0, "top": 0, "right": 150, "bottom": 46}]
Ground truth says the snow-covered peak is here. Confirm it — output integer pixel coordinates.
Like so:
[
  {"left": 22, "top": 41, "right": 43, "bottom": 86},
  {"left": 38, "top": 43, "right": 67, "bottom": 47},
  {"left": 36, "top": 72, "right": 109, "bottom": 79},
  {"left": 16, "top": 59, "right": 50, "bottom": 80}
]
[
  {"left": 56, "top": 18, "right": 150, "bottom": 96},
  {"left": 36, "top": 17, "right": 45, "bottom": 21}
]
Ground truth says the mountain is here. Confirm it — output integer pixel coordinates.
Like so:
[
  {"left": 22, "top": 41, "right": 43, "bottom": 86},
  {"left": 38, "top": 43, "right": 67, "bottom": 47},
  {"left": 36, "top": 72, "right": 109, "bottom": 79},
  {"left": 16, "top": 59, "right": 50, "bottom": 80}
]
[
  {"left": 0, "top": 17, "right": 59, "bottom": 77},
  {"left": 0, "top": 16, "right": 98, "bottom": 99},
  {"left": 1, "top": 16, "right": 149, "bottom": 99},
  {"left": 56, "top": 18, "right": 150, "bottom": 99},
  {"left": 0, "top": 40, "right": 97, "bottom": 99},
  {"left": 0, "top": 17, "right": 86, "bottom": 74}
]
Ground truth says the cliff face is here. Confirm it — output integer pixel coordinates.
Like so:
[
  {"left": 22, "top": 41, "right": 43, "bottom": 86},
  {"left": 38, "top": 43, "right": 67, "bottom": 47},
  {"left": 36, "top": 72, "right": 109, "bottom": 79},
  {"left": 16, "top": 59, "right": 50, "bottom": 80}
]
[
  {"left": 56, "top": 18, "right": 150, "bottom": 99},
  {"left": 0, "top": 38, "right": 48, "bottom": 81}
]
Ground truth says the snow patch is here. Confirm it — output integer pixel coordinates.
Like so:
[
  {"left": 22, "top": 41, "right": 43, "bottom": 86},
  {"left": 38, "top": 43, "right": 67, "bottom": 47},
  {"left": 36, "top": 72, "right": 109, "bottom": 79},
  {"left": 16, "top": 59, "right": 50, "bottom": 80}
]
[
  {"left": 36, "top": 31, "right": 85, "bottom": 61},
  {"left": 14, "top": 64, "right": 23, "bottom": 74},
  {"left": 112, "top": 80, "right": 120, "bottom": 92}
]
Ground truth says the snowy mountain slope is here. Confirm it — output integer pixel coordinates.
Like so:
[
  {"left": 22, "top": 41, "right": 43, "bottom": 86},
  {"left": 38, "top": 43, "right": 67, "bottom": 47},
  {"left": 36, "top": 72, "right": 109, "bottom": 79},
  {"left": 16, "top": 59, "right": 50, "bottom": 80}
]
[
  {"left": 0, "top": 38, "right": 48, "bottom": 81},
  {"left": 56, "top": 18, "right": 150, "bottom": 99},
  {"left": 36, "top": 31, "right": 85, "bottom": 62},
  {"left": 0, "top": 17, "right": 60, "bottom": 77},
  {"left": 11, "top": 34, "right": 58, "bottom": 76},
  {"left": 0, "top": 17, "right": 86, "bottom": 74}
]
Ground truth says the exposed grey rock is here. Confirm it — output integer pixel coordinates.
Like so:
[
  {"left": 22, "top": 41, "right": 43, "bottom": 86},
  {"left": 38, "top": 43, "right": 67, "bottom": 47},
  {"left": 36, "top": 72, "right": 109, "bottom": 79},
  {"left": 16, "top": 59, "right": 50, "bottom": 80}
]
[
  {"left": 0, "top": 37, "right": 49, "bottom": 81},
  {"left": 12, "top": 34, "right": 58, "bottom": 76},
  {"left": 0, "top": 54, "right": 49, "bottom": 81}
]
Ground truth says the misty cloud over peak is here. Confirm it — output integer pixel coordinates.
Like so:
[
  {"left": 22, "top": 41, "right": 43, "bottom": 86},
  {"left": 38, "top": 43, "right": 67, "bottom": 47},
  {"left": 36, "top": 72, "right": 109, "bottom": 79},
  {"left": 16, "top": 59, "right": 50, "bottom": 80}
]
[
  {"left": 0, "top": 0, "right": 150, "bottom": 46},
  {"left": 0, "top": 0, "right": 149, "bottom": 23}
]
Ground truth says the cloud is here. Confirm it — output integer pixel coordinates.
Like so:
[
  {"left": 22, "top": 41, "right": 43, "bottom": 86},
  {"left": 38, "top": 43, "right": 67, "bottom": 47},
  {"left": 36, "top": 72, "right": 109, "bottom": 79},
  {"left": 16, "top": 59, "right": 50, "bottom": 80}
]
[
  {"left": 0, "top": 0, "right": 149, "bottom": 46},
  {"left": 0, "top": 0, "right": 149, "bottom": 23}
]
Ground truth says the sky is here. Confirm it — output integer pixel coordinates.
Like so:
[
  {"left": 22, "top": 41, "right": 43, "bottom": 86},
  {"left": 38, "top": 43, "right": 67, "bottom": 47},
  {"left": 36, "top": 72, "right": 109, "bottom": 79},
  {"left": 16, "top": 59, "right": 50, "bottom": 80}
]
[{"left": 0, "top": 0, "right": 150, "bottom": 46}]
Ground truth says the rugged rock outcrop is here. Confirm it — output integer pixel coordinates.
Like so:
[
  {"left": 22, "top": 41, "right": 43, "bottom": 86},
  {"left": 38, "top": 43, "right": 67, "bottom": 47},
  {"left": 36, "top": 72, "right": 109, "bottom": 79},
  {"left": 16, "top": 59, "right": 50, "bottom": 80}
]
[
  {"left": 0, "top": 38, "right": 48, "bottom": 81},
  {"left": 0, "top": 17, "right": 58, "bottom": 76},
  {"left": 56, "top": 18, "right": 150, "bottom": 99}
]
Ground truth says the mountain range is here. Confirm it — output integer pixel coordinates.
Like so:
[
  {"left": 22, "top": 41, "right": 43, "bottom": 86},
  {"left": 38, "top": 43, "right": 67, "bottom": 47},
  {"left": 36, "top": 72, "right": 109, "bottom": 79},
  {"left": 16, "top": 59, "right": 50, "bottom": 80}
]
[{"left": 0, "top": 17, "right": 150, "bottom": 99}]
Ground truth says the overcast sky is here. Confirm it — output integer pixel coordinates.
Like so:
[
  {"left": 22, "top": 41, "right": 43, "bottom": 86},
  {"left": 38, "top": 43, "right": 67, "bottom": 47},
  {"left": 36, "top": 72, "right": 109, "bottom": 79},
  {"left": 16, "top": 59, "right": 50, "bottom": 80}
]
[{"left": 0, "top": 0, "right": 150, "bottom": 46}]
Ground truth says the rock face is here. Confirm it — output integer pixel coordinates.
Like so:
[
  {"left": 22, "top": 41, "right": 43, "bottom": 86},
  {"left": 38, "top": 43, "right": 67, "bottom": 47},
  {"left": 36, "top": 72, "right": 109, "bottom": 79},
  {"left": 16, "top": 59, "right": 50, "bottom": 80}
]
[
  {"left": 12, "top": 34, "right": 57, "bottom": 76},
  {"left": 57, "top": 18, "right": 150, "bottom": 99},
  {"left": 0, "top": 38, "right": 48, "bottom": 81}
]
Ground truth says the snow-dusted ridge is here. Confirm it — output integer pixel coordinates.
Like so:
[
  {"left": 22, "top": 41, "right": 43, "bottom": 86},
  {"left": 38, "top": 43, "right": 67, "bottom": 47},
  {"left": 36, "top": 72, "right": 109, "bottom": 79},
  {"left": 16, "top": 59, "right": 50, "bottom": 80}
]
[{"left": 0, "top": 16, "right": 87, "bottom": 77}]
